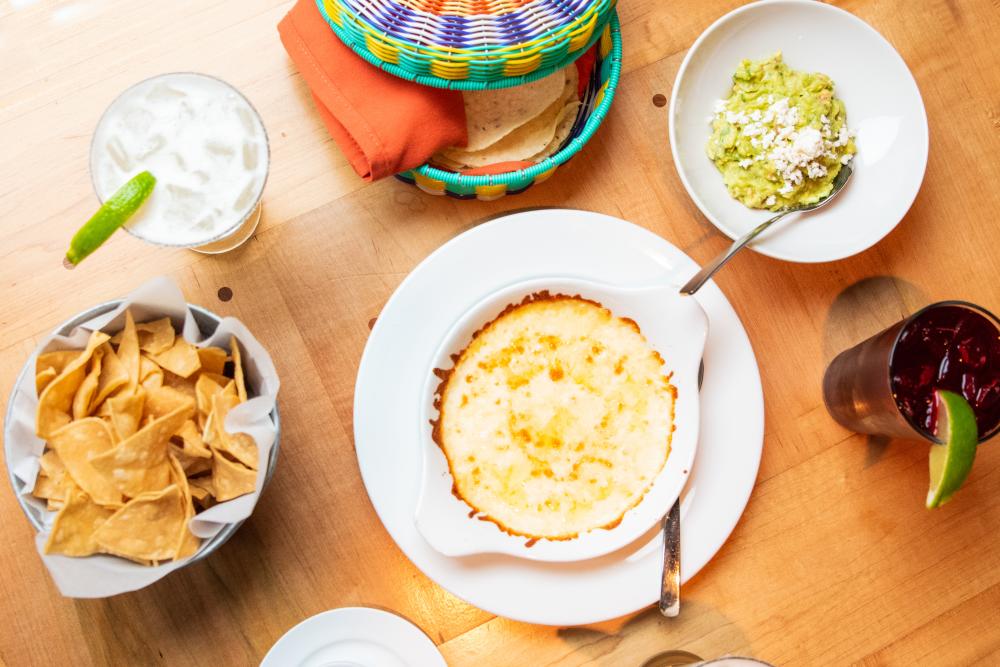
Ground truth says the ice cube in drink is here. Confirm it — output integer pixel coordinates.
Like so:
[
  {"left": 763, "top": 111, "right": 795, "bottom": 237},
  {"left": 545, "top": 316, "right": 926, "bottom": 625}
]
[
  {"left": 823, "top": 302, "right": 1000, "bottom": 443},
  {"left": 90, "top": 73, "right": 268, "bottom": 252},
  {"left": 890, "top": 304, "right": 1000, "bottom": 439}
]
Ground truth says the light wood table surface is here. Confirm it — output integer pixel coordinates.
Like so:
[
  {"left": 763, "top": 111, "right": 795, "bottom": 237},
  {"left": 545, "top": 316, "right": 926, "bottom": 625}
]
[{"left": 2, "top": 1, "right": 999, "bottom": 665}]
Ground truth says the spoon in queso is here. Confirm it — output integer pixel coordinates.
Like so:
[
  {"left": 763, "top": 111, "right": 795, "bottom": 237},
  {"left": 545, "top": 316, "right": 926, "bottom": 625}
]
[{"left": 661, "top": 164, "right": 853, "bottom": 617}]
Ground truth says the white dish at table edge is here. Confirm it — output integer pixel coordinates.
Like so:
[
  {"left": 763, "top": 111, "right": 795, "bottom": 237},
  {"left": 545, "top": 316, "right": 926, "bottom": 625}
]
[
  {"left": 416, "top": 276, "right": 708, "bottom": 562},
  {"left": 260, "top": 607, "right": 446, "bottom": 667},
  {"left": 353, "top": 209, "right": 764, "bottom": 625},
  {"left": 669, "top": 0, "right": 928, "bottom": 263}
]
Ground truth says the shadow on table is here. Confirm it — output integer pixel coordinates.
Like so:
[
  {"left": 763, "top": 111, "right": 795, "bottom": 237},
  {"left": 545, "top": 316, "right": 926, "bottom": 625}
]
[
  {"left": 556, "top": 601, "right": 750, "bottom": 665},
  {"left": 821, "top": 274, "right": 925, "bottom": 365},
  {"left": 71, "top": 518, "right": 275, "bottom": 664},
  {"left": 822, "top": 275, "right": 926, "bottom": 468}
]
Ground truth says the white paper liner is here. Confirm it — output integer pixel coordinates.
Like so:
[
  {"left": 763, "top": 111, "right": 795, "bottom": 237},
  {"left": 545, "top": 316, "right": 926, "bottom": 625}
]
[{"left": 5, "top": 276, "right": 280, "bottom": 598}]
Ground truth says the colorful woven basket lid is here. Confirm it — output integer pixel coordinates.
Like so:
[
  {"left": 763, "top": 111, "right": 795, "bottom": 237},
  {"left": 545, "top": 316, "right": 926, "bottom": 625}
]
[{"left": 316, "top": 0, "right": 617, "bottom": 89}]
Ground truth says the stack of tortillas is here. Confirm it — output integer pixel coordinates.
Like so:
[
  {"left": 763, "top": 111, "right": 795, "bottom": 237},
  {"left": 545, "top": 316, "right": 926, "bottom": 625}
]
[{"left": 432, "top": 65, "right": 581, "bottom": 171}]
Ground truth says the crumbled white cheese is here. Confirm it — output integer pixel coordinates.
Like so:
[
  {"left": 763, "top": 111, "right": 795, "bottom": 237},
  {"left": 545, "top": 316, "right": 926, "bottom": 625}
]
[
  {"left": 713, "top": 96, "right": 853, "bottom": 194},
  {"left": 765, "top": 195, "right": 776, "bottom": 206}
]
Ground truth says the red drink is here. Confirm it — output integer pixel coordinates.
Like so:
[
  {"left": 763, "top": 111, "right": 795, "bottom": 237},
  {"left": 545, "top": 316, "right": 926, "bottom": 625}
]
[
  {"left": 891, "top": 305, "right": 1000, "bottom": 439},
  {"left": 823, "top": 301, "right": 1000, "bottom": 443}
]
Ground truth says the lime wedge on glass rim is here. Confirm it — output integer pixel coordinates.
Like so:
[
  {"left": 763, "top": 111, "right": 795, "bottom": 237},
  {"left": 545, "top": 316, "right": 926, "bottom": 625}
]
[
  {"left": 926, "top": 389, "right": 978, "bottom": 509},
  {"left": 64, "top": 171, "right": 156, "bottom": 268}
]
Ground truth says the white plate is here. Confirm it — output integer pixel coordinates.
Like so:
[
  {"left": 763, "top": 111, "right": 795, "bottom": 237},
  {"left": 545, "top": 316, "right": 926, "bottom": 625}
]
[
  {"left": 415, "top": 277, "right": 708, "bottom": 561},
  {"left": 260, "top": 607, "right": 445, "bottom": 667},
  {"left": 669, "top": 0, "right": 928, "bottom": 263},
  {"left": 354, "top": 210, "right": 764, "bottom": 625}
]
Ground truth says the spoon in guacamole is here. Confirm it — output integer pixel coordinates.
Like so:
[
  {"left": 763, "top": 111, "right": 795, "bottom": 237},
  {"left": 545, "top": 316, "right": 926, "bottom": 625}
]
[{"left": 680, "top": 162, "right": 852, "bottom": 295}]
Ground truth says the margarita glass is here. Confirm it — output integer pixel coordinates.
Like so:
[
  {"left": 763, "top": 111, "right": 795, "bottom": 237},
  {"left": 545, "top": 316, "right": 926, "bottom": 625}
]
[{"left": 89, "top": 72, "right": 269, "bottom": 254}]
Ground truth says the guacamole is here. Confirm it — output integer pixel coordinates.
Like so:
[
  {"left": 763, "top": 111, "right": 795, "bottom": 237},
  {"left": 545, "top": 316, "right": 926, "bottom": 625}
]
[{"left": 706, "top": 52, "right": 856, "bottom": 211}]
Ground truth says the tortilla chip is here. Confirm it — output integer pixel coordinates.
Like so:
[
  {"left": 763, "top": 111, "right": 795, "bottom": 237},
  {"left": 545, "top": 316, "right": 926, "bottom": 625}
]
[
  {"left": 116, "top": 310, "right": 141, "bottom": 392},
  {"left": 32, "top": 469, "right": 74, "bottom": 502},
  {"left": 210, "top": 447, "right": 257, "bottom": 501},
  {"left": 106, "top": 388, "right": 146, "bottom": 442},
  {"left": 162, "top": 369, "right": 197, "bottom": 399},
  {"left": 177, "top": 419, "right": 212, "bottom": 458},
  {"left": 37, "top": 350, "right": 81, "bottom": 377},
  {"left": 93, "top": 343, "right": 129, "bottom": 406},
  {"left": 138, "top": 355, "right": 160, "bottom": 382},
  {"left": 230, "top": 336, "right": 248, "bottom": 403},
  {"left": 197, "top": 347, "right": 228, "bottom": 376},
  {"left": 33, "top": 452, "right": 74, "bottom": 504},
  {"left": 141, "top": 375, "right": 164, "bottom": 392},
  {"left": 203, "top": 372, "right": 232, "bottom": 387},
  {"left": 170, "top": 443, "right": 213, "bottom": 476},
  {"left": 93, "top": 484, "right": 186, "bottom": 562},
  {"left": 90, "top": 405, "right": 192, "bottom": 499},
  {"left": 187, "top": 476, "right": 213, "bottom": 502},
  {"left": 201, "top": 407, "right": 216, "bottom": 445},
  {"left": 149, "top": 337, "right": 201, "bottom": 378},
  {"left": 168, "top": 455, "right": 201, "bottom": 559},
  {"left": 171, "top": 420, "right": 213, "bottom": 476},
  {"left": 195, "top": 373, "right": 226, "bottom": 417},
  {"left": 197, "top": 381, "right": 233, "bottom": 443},
  {"left": 36, "top": 331, "right": 110, "bottom": 438},
  {"left": 145, "top": 386, "right": 196, "bottom": 421},
  {"left": 210, "top": 393, "right": 258, "bottom": 469},
  {"left": 72, "top": 345, "right": 105, "bottom": 419},
  {"left": 136, "top": 318, "right": 175, "bottom": 355},
  {"left": 39, "top": 449, "right": 67, "bottom": 478},
  {"left": 48, "top": 418, "right": 122, "bottom": 507},
  {"left": 44, "top": 487, "right": 115, "bottom": 557},
  {"left": 47, "top": 497, "right": 66, "bottom": 512},
  {"left": 188, "top": 476, "right": 216, "bottom": 509},
  {"left": 36, "top": 367, "right": 57, "bottom": 395}
]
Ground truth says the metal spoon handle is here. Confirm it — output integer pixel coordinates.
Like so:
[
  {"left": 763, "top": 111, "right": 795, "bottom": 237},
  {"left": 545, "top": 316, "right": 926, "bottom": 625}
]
[
  {"left": 679, "top": 210, "right": 791, "bottom": 296},
  {"left": 659, "top": 498, "right": 682, "bottom": 617}
]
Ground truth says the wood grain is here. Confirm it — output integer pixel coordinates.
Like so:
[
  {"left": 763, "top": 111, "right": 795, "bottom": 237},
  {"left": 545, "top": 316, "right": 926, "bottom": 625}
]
[{"left": 1, "top": 1, "right": 999, "bottom": 665}]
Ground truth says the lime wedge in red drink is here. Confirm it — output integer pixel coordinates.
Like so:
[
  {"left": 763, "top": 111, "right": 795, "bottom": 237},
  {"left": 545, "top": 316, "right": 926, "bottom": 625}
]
[
  {"left": 926, "top": 389, "right": 978, "bottom": 509},
  {"left": 64, "top": 171, "right": 156, "bottom": 268}
]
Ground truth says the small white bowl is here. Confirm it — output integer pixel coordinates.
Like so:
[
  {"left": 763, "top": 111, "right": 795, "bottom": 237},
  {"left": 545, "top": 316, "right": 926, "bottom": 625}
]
[
  {"left": 669, "top": 0, "right": 928, "bottom": 263},
  {"left": 415, "top": 277, "right": 708, "bottom": 562}
]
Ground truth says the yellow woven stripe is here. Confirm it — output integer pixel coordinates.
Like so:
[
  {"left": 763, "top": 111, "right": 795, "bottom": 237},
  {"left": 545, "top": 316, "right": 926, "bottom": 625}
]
[
  {"left": 324, "top": 0, "right": 343, "bottom": 26},
  {"left": 414, "top": 173, "right": 447, "bottom": 193},
  {"left": 365, "top": 35, "right": 401, "bottom": 63},
  {"left": 533, "top": 166, "right": 557, "bottom": 184},
  {"left": 475, "top": 184, "right": 508, "bottom": 200},
  {"left": 599, "top": 22, "right": 612, "bottom": 57},
  {"left": 430, "top": 59, "right": 469, "bottom": 79},
  {"left": 566, "top": 12, "right": 596, "bottom": 52},
  {"left": 502, "top": 54, "right": 542, "bottom": 76},
  {"left": 593, "top": 80, "right": 608, "bottom": 107}
]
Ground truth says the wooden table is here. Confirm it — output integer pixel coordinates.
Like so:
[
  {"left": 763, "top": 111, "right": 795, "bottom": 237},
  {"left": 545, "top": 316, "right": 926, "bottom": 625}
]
[{"left": 1, "top": 1, "right": 999, "bottom": 665}]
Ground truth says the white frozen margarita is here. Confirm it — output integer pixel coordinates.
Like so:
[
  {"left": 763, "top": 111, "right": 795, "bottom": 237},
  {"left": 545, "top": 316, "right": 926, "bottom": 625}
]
[{"left": 90, "top": 73, "right": 268, "bottom": 251}]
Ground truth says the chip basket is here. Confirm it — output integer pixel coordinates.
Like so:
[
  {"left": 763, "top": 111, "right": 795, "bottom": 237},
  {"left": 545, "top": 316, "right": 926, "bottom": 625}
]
[
  {"left": 316, "top": 0, "right": 616, "bottom": 89},
  {"left": 4, "top": 300, "right": 281, "bottom": 566},
  {"left": 395, "top": 13, "right": 620, "bottom": 200}
]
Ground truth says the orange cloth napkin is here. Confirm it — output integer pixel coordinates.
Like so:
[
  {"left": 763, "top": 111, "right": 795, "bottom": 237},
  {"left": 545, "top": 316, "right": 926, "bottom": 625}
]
[{"left": 278, "top": 0, "right": 467, "bottom": 181}]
